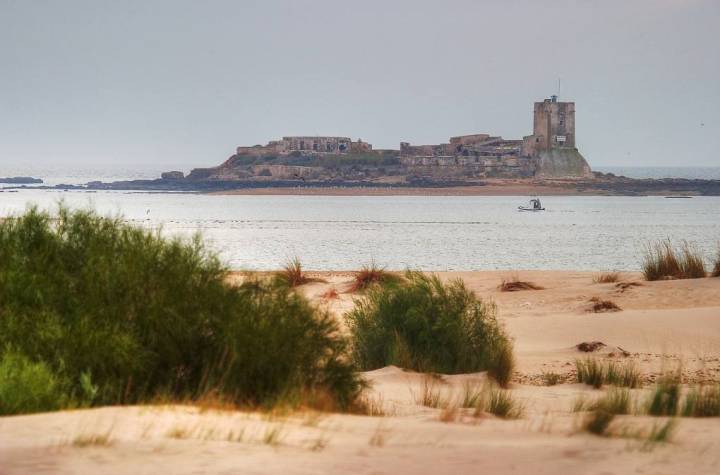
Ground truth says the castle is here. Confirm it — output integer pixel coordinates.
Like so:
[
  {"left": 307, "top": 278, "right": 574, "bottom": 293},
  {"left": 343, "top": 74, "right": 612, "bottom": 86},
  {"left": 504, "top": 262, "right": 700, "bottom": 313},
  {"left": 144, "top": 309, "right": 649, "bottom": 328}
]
[
  {"left": 397, "top": 95, "right": 590, "bottom": 178},
  {"left": 183, "top": 96, "right": 591, "bottom": 182}
]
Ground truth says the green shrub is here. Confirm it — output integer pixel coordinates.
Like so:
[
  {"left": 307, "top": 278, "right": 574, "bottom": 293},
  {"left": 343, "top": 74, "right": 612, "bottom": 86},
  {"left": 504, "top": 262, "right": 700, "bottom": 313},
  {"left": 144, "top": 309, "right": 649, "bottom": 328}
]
[
  {"left": 219, "top": 280, "right": 363, "bottom": 410},
  {"left": 642, "top": 240, "right": 706, "bottom": 281},
  {"left": 346, "top": 272, "right": 513, "bottom": 386},
  {"left": 0, "top": 206, "right": 362, "bottom": 412},
  {"left": 0, "top": 351, "right": 65, "bottom": 415}
]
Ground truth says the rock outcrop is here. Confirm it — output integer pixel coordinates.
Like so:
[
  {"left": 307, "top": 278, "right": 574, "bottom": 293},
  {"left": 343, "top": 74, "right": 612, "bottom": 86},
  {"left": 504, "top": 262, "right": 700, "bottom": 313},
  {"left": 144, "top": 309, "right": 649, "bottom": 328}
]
[
  {"left": 160, "top": 171, "right": 184, "bottom": 180},
  {"left": 536, "top": 148, "right": 593, "bottom": 179}
]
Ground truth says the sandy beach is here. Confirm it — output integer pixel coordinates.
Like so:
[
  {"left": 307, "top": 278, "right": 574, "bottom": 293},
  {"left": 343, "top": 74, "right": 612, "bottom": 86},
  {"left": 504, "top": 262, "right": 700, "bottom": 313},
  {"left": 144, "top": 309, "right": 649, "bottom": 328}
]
[
  {"left": 1, "top": 270, "right": 719, "bottom": 474},
  {"left": 207, "top": 178, "right": 720, "bottom": 197},
  {"left": 210, "top": 181, "right": 590, "bottom": 196}
]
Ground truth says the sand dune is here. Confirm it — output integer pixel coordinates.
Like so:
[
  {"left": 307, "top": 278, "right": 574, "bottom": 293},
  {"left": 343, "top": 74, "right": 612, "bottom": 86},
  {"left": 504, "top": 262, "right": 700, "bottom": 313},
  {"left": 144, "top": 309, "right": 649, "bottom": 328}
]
[{"left": 2, "top": 271, "right": 719, "bottom": 474}]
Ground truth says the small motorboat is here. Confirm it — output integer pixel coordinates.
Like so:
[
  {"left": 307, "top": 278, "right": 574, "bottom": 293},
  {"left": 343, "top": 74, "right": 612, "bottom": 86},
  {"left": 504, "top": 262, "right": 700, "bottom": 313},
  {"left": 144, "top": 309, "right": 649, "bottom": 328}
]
[{"left": 518, "top": 198, "right": 545, "bottom": 212}]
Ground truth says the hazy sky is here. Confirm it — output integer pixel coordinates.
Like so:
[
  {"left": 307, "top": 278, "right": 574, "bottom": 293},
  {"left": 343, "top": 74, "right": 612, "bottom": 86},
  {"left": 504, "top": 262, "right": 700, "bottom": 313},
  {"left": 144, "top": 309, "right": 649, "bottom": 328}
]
[{"left": 1, "top": 0, "right": 718, "bottom": 172}]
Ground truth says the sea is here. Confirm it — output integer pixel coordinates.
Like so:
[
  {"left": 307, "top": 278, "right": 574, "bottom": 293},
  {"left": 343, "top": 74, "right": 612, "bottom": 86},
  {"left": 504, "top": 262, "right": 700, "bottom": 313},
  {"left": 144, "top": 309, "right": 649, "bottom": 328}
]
[{"left": 1, "top": 165, "right": 719, "bottom": 271}]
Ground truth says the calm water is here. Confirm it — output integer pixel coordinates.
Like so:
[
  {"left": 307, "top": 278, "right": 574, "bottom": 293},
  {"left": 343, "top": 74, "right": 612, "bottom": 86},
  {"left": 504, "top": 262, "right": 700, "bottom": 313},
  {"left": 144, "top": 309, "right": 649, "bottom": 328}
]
[{"left": 1, "top": 189, "right": 718, "bottom": 271}]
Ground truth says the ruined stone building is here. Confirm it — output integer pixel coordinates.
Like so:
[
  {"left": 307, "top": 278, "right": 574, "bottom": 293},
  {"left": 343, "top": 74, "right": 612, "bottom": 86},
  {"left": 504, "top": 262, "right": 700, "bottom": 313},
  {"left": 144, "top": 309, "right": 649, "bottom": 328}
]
[
  {"left": 399, "top": 134, "right": 534, "bottom": 178},
  {"left": 236, "top": 136, "right": 372, "bottom": 156}
]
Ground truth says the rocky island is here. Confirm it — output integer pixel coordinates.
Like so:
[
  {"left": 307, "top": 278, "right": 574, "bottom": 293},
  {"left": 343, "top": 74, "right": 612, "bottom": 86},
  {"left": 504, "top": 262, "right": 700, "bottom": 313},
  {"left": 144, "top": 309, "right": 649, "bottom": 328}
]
[{"left": 29, "top": 96, "right": 720, "bottom": 195}]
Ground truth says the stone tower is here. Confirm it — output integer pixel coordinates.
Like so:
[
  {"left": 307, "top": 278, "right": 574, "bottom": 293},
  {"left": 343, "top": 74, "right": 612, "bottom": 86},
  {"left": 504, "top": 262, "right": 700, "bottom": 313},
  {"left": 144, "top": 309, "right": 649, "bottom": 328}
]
[
  {"left": 533, "top": 95, "right": 575, "bottom": 150},
  {"left": 523, "top": 95, "right": 591, "bottom": 178}
]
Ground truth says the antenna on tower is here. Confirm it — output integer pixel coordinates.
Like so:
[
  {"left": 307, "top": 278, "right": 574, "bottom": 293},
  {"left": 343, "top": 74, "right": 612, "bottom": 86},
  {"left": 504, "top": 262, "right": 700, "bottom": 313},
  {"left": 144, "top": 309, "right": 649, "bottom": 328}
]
[{"left": 557, "top": 78, "right": 561, "bottom": 98}]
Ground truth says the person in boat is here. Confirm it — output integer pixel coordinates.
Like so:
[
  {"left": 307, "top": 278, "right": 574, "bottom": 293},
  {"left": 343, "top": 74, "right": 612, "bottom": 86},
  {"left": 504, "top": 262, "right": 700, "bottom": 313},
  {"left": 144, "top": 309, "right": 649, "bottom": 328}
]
[{"left": 531, "top": 198, "right": 542, "bottom": 210}]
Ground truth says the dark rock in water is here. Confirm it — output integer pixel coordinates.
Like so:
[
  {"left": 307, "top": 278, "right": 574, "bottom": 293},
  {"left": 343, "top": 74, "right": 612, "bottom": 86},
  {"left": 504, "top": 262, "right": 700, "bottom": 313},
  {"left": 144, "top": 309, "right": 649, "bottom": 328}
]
[
  {"left": 161, "top": 171, "right": 185, "bottom": 180},
  {"left": 0, "top": 176, "right": 43, "bottom": 184},
  {"left": 576, "top": 341, "right": 607, "bottom": 352}
]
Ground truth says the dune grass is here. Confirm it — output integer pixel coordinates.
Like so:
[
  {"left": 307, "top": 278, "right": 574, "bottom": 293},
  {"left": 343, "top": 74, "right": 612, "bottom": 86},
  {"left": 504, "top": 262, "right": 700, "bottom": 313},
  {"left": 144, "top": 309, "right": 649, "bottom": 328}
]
[
  {"left": 583, "top": 408, "right": 615, "bottom": 436},
  {"left": 348, "top": 263, "right": 402, "bottom": 293},
  {"left": 276, "top": 257, "right": 309, "bottom": 287},
  {"left": 590, "top": 388, "right": 633, "bottom": 415},
  {"left": 582, "top": 403, "right": 677, "bottom": 444},
  {"left": 642, "top": 240, "right": 707, "bottom": 280},
  {"left": 275, "top": 257, "right": 326, "bottom": 287},
  {"left": 572, "top": 394, "right": 590, "bottom": 413},
  {"left": 713, "top": 247, "right": 720, "bottom": 277},
  {"left": 583, "top": 372, "right": 720, "bottom": 419},
  {"left": 416, "top": 376, "right": 448, "bottom": 409},
  {"left": 541, "top": 371, "right": 563, "bottom": 386},
  {"left": 592, "top": 272, "right": 620, "bottom": 284},
  {"left": 681, "top": 384, "right": 720, "bottom": 417},
  {"left": 460, "top": 382, "right": 485, "bottom": 408},
  {"left": 644, "top": 419, "right": 677, "bottom": 445},
  {"left": 576, "top": 359, "right": 605, "bottom": 389},
  {"left": 605, "top": 360, "right": 641, "bottom": 388},
  {"left": 72, "top": 430, "right": 114, "bottom": 448},
  {"left": 346, "top": 271, "right": 514, "bottom": 387},
  {"left": 575, "top": 359, "right": 641, "bottom": 389},
  {"left": 354, "top": 394, "right": 387, "bottom": 417},
  {"left": 581, "top": 388, "right": 675, "bottom": 441},
  {"left": 498, "top": 277, "right": 543, "bottom": 292},
  {"left": 482, "top": 386, "right": 524, "bottom": 419},
  {"left": 0, "top": 206, "right": 363, "bottom": 415},
  {"left": 645, "top": 374, "right": 682, "bottom": 416}
]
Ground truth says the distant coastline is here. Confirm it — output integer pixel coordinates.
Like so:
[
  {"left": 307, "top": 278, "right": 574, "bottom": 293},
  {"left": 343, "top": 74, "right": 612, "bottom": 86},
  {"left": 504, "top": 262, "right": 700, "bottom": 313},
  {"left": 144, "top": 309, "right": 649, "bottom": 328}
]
[{"left": 595, "top": 166, "right": 720, "bottom": 181}]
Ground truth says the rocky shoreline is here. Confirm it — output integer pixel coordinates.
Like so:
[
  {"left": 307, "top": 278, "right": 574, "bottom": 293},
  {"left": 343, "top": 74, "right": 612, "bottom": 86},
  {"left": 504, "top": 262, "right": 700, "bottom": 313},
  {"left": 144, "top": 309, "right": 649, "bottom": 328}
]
[{"left": 8, "top": 174, "right": 720, "bottom": 196}]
